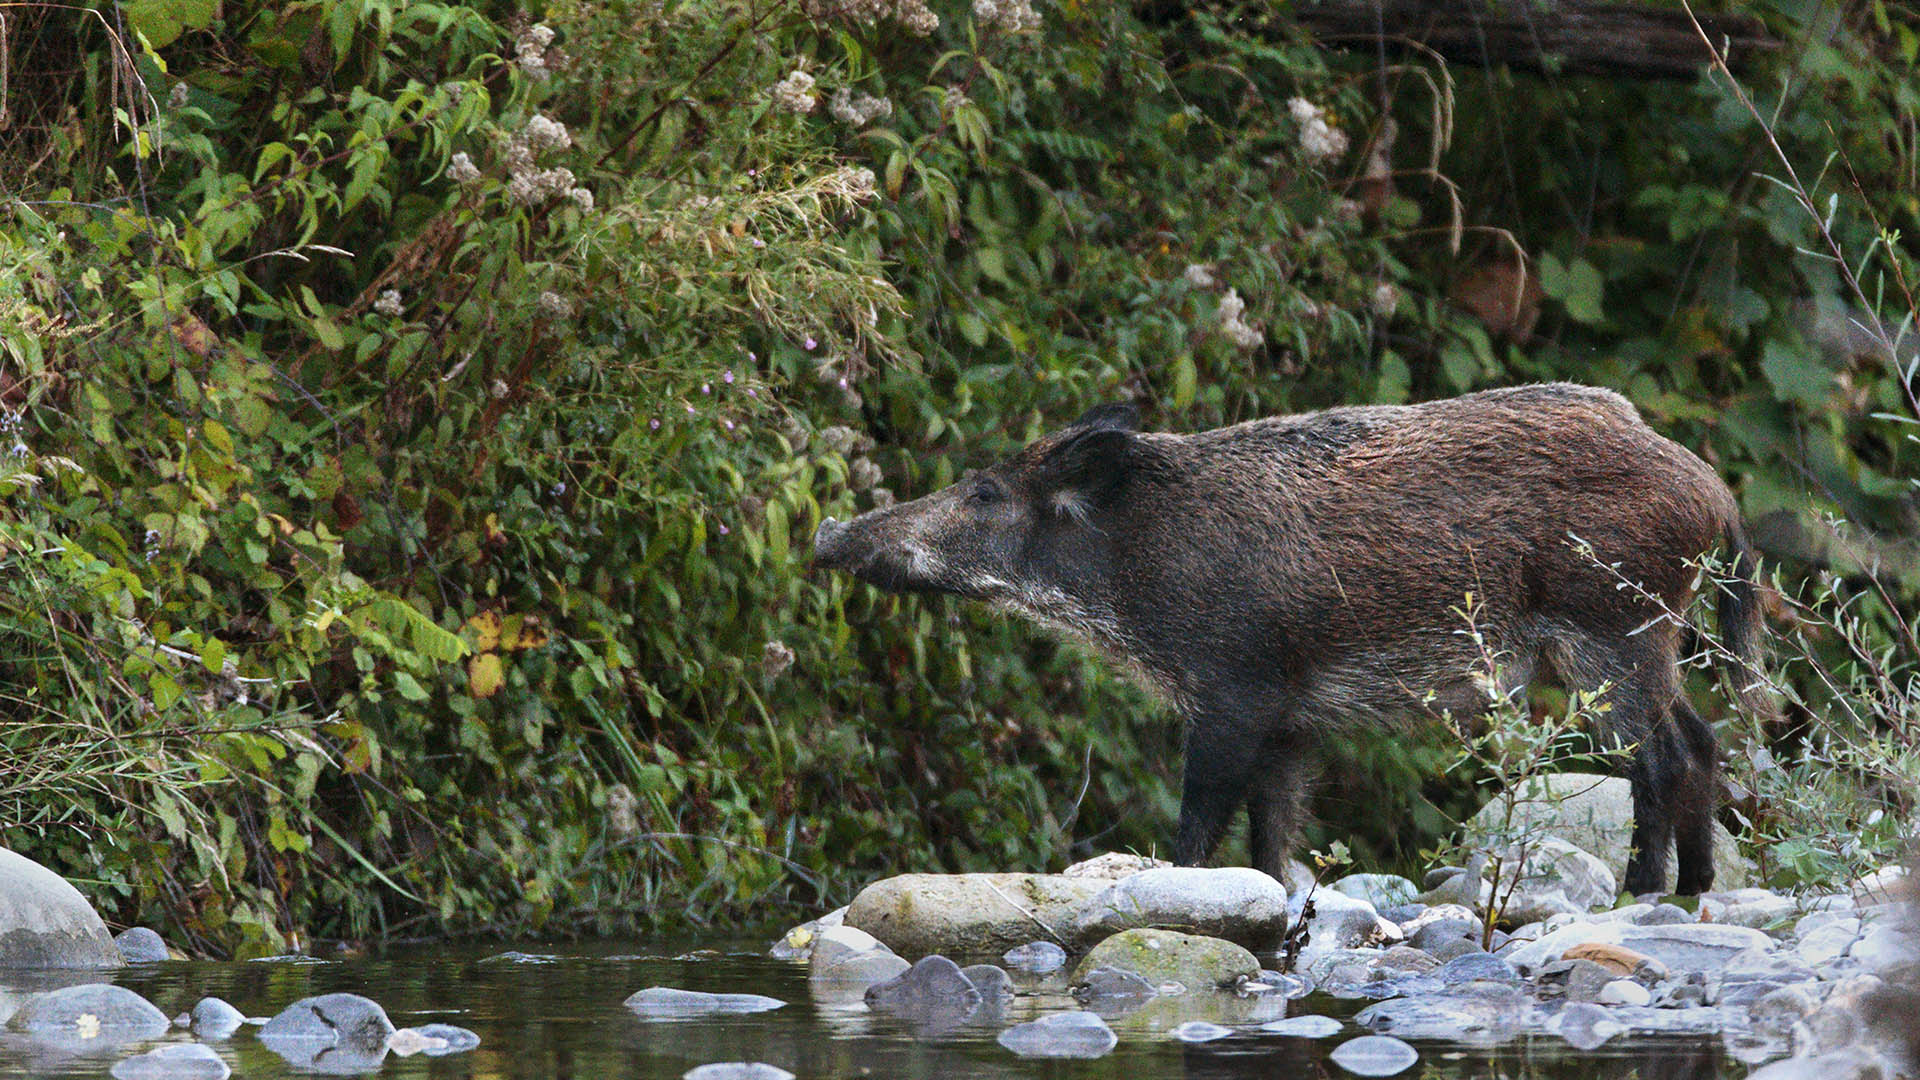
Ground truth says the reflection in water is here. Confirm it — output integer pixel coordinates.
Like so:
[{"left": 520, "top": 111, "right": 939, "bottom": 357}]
[{"left": 0, "top": 938, "right": 1753, "bottom": 1079}]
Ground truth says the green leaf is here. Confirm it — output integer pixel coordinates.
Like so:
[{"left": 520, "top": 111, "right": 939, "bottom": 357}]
[
  {"left": 1563, "top": 260, "right": 1605, "bottom": 325},
  {"left": 1170, "top": 353, "right": 1196, "bottom": 409},
  {"left": 955, "top": 310, "right": 989, "bottom": 347},
  {"left": 1761, "top": 340, "right": 1834, "bottom": 407},
  {"left": 124, "top": 0, "right": 217, "bottom": 48},
  {"left": 393, "top": 671, "right": 430, "bottom": 701}
]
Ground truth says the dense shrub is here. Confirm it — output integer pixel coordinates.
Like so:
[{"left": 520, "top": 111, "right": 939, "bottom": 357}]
[{"left": 1, "top": 0, "right": 1912, "bottom": 952}]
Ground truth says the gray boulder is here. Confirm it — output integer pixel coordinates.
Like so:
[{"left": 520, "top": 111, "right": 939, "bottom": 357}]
[
  {"left": 110, "top": 1043, "right": 230, "bottom": 1080},
  {"left": 959, "top": 964, "right": 1013, "bottom": 1000},
  {"left": 1330, "top": 874, "right": 1420, "bottom": 910},
  {"left": 185, "top": 997, "right": 245, "bottom": 1039},
  {"left": 1466, "top": 773, "right": 1749, "bottom": 892},
  {"left": 1070, "top": 867, "right": 1289, "bottom": 950},
  {"left": 768, "top": 906, "right": 845, "bottom": 961},
  {"left": 1168, "top": 1020, "right": 1233, "bottom": 1042},
  {"left": 259, "top": 991, "right": 393, "bottom": 1053},
  {"left": 845, "top": 874, "right": 1104, "bottom": 957},
  {"left": 9, "top": 983, "right": 169, "bottom": 1049},
  {"left": 1550, "top": 1002, "right": 1626, "bottom": 1050},
  {"left": 807, "top": 924, "right": 909, "bottom": 995},
  {"left": 1294, "top": 888, "right": 1403, "bottom": 962},
  {"left": 1484, "top": 838, "right": 1617, "bottom": 925},
  {"left": 1061, "top": 852, "right": 1170, "bottom": 878},
  {"left": 997, "top": 1011, "right": 1116, "bottom": 1058},
  {"left": 1071, "top": 928, "right": 1260, "bottom": 992},
  {"left": 1002, "top": 940, "right": 1067, "bottom": 974},
  {"left": 1353, "top": 984, "right": 1528, "bottom": 1045},
  {"left": 112, "top": 928, "right": 170, "bottom": 964},
  {"left": 863, "top": 955, "right": 981, "bottom": 1024},
  {"left": 0, "top": 848, "right": 123, "bottom": 969}
]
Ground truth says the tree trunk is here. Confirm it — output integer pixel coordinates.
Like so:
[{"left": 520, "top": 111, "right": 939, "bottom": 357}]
[{"left": 1291, "top": 0, "right": 1778, "bottom": 80}]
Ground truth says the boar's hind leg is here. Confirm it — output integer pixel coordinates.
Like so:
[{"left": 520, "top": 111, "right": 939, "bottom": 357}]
[
  {"left": 1668, "top": 698, "right": 1720, "bottom": 896},
  {"left": 1247, "top": 733, "right": 1318, "bottom": 883}
]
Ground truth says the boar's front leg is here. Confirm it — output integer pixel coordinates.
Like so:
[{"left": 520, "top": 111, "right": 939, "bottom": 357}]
[
  {"left": 1171, "top": 708, "right": 1270, "bottom": 870},
  {"left": 1247, "top": 731, "right": 1317, "bottom": 883}
]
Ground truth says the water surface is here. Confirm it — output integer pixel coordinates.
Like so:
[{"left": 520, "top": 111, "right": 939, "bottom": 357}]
[{"left": 0, "top": 937, "right": 1744, "bottom": 1078}]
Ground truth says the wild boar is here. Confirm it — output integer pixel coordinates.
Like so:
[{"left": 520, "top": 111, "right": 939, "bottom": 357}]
[{"left": 811, "top": 384, "right": 1765, "bottom": 895}]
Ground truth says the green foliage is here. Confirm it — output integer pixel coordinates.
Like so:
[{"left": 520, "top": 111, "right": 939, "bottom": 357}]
[{"left": 1, "top": 0, "right": 1914, "bottom": 952}]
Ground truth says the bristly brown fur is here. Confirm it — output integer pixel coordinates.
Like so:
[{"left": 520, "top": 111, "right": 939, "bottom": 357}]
[{"left": 813, "top": 384, "right": 1764, "bottom": 895}]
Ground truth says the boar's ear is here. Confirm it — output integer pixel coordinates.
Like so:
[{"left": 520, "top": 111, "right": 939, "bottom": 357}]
[
  {"left": 1037, "top": 424, "right": 1133, "bottom": 511},
  {"left": 1072, "top": 402, "right": 1140, "bottom": 433}
]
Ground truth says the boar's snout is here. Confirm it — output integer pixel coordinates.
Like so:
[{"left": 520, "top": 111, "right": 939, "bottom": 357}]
[{"left": 811, "top": 516, "right": 851, "bottom": 567}]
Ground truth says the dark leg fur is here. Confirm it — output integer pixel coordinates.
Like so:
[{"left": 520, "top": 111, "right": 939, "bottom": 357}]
[
  {"left": 1246, "top": 733, "right": 1317, "bottom": 881},
  {"left": 1173, "top": 715, "right": 1262, "bottom": 868},
  {"left": 1669, "top": 699, "right": 1720, "bottom": 895}
]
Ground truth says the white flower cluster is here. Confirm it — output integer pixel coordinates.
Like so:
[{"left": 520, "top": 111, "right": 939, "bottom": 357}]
[
  {"left": 973, "top": 0, "right": 1040, "bottom": 32},
  {"left": 168, "top": 82, "right": 190, "bottom": 109},
  {"left": 839, "top": 166, "right": 878, "bottom": 202},
  {"left": 538, "top": 291, "right": 574, "bottom": 318},
  {"left": 802, "top": 0, "right": 937, "bottom": 36},
  {"left": 849, "top": 457, "right": 883, "bottom": 491},
  {"left": 819, "top": 425, "right": 863, "bottom": 456},
  {"left": 1217, "top": 288, "right": 1262, "bottom": 349},
  {"left": 1183, "top": 263, "right": 1216, "bottom": 289},
  {"left": 1370, "top": 282, "right": 1400, "bottom": 318},
  {"left": 502, "top": 114, "right": 593, "bottom": 208},
  {"left": 515, "top": 24, "right": 557, "bottom": 82},
  {"left": 447, "top": 152, "right": 481, "bottom": 183},
  {"left": 771, "top": 70, "right": 818, "bottom": 115},
  {"left": 829, "top": 89, "right": 894, "bottom": 127},
  {"left": 1287, "top": 97, "right": 1349, "bottom": 165},
  {"left": 760, "top": 640, "right": 797, "bottom": 680},
  {"left": 374, "top": 289, "right": 404, "bottom": 316}
]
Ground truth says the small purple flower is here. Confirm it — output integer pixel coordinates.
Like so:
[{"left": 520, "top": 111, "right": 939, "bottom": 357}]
[
  {"left": 752, "top": 238, "right": 766, "bottom": 248},
  {"left": 718, "top": 523, "right": 731, "bottom": 535},
  {"left": 746, "top": 388, "right": 757, "bottom": 398},
  {"left": 803, "top": 336, "right": 817, "bottom": 350},
  {"left": 748, "top": 168, "right": 757, "bottom": 176},
  {"left": 723, "top": 370, "right": 735, "bottom": 383},
  {"left": 724, "top": 419, "right": 736, "bottom": 431},
  {"left": 686, "top": 403, "right": 697, "bottom": 415},
  {"left": 702, "top": 382, "right": 711, "bottom": 394},
  {"left": 649, "top": 418, "right": 661, "bottom": 430},
  {"left": 747, "top": 351, "right": 757, "bottom": 361},
  {"left": 837, "top": 377, "right": 849, "bottom": 389}
]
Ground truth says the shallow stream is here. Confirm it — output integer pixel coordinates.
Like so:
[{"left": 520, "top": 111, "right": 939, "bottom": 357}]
[{"left": 0, "top": 937, "right": 1745, "bottom": 1078}]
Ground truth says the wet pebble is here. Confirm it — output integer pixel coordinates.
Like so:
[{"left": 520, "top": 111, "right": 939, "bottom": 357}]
[
  {"left": 1550, "top": 1001, "right": 1625, "bottom": 1050},
  {"left": 1329, "top": 1034, "right": 1420, "bottom": 1076},
  {"left": 1075, "top": 965, "right": 1157, "bottom": 1004},
  {"left": 1002, "top": 940, "right": 1067, "bottom": 974},
  {"left": 1435, "top": 951, "right": 1519, "bottom": 986},
  {"left": 109, "top": 1043, "right": 229, "bottom": 1080},
  {"left": 1168, "top": 1020, "right": 1233, "bottom": 1042},
  {"left": 682, "top": 1064, "right": 795, "bottom": 1080},
  {"left": 476, "top": 950, "right": 560, "bottom": 964},
  {"left": 997, "top": 1011, "right": 1117, "bottom": 1059},
  {"left": 1261, "top": 1014, "right": 1342, "bottom": 1038},
  {"left": 624, "top": 987, "right": 786, "bottom": 1018},
  {"left": 407, "top": 1023, "right": 481, "bottom": 1055},
  {"left": 960, "top": 964, "right": 1014, "bottom": 1000},
  {"left": 1597, "top": 979, "right": 1651, "bottom": 1006}
]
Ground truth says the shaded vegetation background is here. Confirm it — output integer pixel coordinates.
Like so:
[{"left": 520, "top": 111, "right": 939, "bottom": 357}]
[{"left": 1, "top": 0, "right": 1914, "bottom": 954}]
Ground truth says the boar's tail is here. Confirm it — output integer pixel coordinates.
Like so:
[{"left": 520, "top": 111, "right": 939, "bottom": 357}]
[{"left": 1715, "top": 520, "right": 1776, "bottom": 722}]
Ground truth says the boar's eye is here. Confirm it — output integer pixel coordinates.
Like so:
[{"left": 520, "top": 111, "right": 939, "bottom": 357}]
[{"left": 968, "top": 478, "right": 1006, "bottom": 505}]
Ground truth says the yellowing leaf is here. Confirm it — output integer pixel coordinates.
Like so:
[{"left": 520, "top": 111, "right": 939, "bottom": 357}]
[
  {"left": 468, "top": 653, "right": 504, "bottom": 698},
  {"left": 467, "top": 611, "right": 502, "bottom": 651}
]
